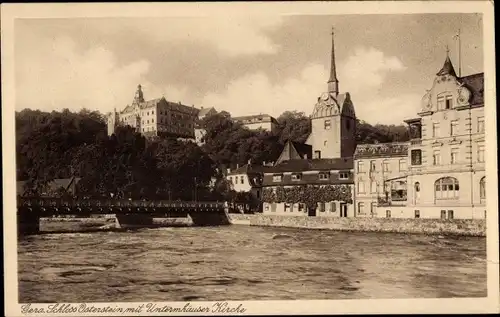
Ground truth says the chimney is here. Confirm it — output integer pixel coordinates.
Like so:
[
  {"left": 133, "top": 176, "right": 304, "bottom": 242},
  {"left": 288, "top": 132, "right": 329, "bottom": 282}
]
[{"left": 227, "top": 168, "right": 231, "bottom": 174}]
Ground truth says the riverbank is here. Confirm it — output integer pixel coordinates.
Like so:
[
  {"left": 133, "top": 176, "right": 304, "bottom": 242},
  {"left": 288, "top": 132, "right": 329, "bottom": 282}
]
[
  {"left": 228, "top": 214, "right": 486, "bottom": 237},
  {"left": 39, "top": 217, "right": 191, "bottom": 232}
]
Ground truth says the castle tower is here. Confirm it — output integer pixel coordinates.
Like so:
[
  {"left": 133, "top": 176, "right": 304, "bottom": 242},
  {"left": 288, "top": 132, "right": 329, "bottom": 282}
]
[
  {"left": 107, "top": 108, "right": 120, "bottom": 136},
  {"left": 134, "top": 84, "right": 145, "bottom": 104},
  {"left": 306, "top": 28, "right": 357, "bottom": 159}
]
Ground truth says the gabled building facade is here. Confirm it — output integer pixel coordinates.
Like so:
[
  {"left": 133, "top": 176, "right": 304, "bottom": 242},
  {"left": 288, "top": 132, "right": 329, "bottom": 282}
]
[
  {"left": 379, "top": 50, "right": 485, "bottom": 219},
  {"left": 260, "top": 29, "right": 357, "bottom": 217}
]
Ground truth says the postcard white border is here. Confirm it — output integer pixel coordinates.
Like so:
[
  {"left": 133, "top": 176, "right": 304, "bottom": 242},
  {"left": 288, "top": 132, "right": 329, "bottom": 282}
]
[{"left": 2, "top": 1, "right": 498, "bottom": 315}]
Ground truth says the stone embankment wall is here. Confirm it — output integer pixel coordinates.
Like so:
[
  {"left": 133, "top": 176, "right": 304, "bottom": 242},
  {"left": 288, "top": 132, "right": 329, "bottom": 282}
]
[{"left": 229, "top": 214, "right": 486, "bottom": 237}]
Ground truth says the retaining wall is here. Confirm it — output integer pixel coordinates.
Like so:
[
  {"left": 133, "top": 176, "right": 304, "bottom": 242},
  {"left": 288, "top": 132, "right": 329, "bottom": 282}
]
[{"left": 229, "top": 214, "right": 486, "bottom": 236}]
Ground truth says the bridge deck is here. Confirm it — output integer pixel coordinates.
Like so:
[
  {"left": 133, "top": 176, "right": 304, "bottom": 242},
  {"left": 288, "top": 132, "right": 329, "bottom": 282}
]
[{"left": 17, "top": 198, "right": 226, "bottom": 215}]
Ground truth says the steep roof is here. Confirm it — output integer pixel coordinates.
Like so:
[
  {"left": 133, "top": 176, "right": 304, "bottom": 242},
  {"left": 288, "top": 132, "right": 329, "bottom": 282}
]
[
  {"left": 354, "top": 142, "right": 409, "bottom": 159},
  {"left": 436, "top": 55, "right": 457, "bottom": 77},
  {"left": 198, "top": 107, "right": 216, "bottom": 118},
  {"left": 459, "top": 73, "right": 484, "bottom": 106},
  {"left": 233, "top": 114, "right": 278, "bottom": 125},
  {"left": 264, "top": 157, "right": 354, "bottom": 173}
]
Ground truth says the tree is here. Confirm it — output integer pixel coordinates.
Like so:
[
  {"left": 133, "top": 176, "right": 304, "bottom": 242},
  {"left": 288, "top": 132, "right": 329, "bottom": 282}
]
[{"left": 275, "top": 111, "right": 311, "bottom": 144}]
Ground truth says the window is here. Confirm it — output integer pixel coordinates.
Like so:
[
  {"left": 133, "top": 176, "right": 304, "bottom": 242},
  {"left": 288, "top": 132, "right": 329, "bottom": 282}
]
[
  {"left": 370, "top": 203, "right": 377, "bottom": 216},
  {"left": 477, "top": 144, "right": 485, "bottom": 163},
  {"left": 415, "top": 182, "right": 420, "bottom": 192},
  {"left": 383, "top": 161, "right": 390, "bottom": 172},
  {"left": 298, "top": 203, "right": 305, "bottom": 212},
  {"left": 319, "top": 202, "right": 326, "bottom": 212},
  {"left": 411, "top": 150, "right": 422, "bottom": 165},
  {"left": 324, "top": 140, "right": 328, "bottom": 146},
  {"left": 450, "top": 120, "right": 458, "bottom": 136},
  {"left": 357, "top": 181, "right": 365, "bottom": 193},
  {"left": 399, "top": 159, "right": 407, "bottom": 171},
  {"left": 339, "top": 172, "right": 349, "bottom": 180},
  {"left": 319, "top": 172, "right": 330, "bottom": 180},
  {"left": 445, "top": 95, "right": 453, "bottom": 109},
  {"left": 370, "top": 160, "right": 376, "bottom": 171},
  {"left": 386, "top": 210, "right": 391, "bottom": 218},
  {"left": 480, "top": 177, "right": 486, "bottom": 200},
  {"left": 358, "top": 202, "right": 365, "bottom": 215},
  {"left": 330, "top": 202, "right": 336, "bottom": 213},
  {"left": 357, "top": 161, "right": 364, "bottom": 172},
  {"left": 147, "top": 120, "right": 149, "bottom": 124},
  {"left": 477, "top": 117, "right": 485, "bottom": 133},
  {"left": 441, "top": 210, "right": 446, "bottom": 219},
  {"left": 447, "top": 210, "right": 454, "bottom": 220},
  {"left": 284, "top": 203, "right": 291, "bottom": 212},
  {"left": 234, "top": 177, "right": 238, "bottom": 184},
  {"left": 314, "top": 151, "right": 321, "bottom": 159},
  {"left": 152, "top": 119, "right": 154, "bottom": 123},
  {"left": 370, "top": 181, "right": 378, "bottom": 193},
  {"left": 415, "top": 210, "right": 420, "bottom": 219},
  {"left": 432, "top": 123, "right": 440, "bottom": 138},
  {"left": 435, "top": 177, "right": 460, "bottom": 200},
  {"left": 291, "top": 173, "right": 302, "bottom": 181},
  {"left": 273, "top": 174, "right": 283, "bottom": 182},
  {"left": 433, "top": 150, "right": 441, "bottom": 165},
  {"left": 152, "top": 110, "right": 154, "bottom": 115},
  {"left": 324, "top": 119, "right": 331, "bottom": 130},
  {"left": 240, "top": 176, "right": 244, "bottom": 184},
  {"left": 437, "top": 96, "right": 445, "bottom": 110},
  {"left": 451, "top": 148, "right": 459, "bottom": 164}
]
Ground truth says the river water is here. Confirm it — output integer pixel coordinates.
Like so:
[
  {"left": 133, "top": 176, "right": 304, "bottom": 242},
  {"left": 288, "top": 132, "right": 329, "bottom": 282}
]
[{"left": 18, "top": 225, "right": 487, "bottom": 302}]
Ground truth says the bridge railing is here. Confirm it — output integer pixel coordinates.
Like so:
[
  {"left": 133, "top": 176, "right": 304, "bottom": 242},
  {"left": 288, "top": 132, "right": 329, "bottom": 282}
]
[{"left": 17, "top": 197, "right": 226, "bottom": 209}]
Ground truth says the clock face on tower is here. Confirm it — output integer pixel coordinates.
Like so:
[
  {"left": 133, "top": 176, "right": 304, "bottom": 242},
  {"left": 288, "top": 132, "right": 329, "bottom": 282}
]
[{"left": 321, "top": 92, "right": 330, "bottom": 101}]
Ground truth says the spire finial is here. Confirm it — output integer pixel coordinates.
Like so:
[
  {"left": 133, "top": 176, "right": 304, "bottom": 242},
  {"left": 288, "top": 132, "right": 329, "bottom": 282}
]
[
  {"left": 446, "top": 44, "right": 450, "bottom": 57},
  {"left": 134, "top": 84, "right": 144, "bottom": 103},
  {"left": 328, "top": 26, "right": 339, "bottom": 96}
]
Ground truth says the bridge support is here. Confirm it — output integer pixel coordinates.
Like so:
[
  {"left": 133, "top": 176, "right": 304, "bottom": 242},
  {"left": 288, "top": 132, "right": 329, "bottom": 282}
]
[
  {"left": 188, "top": 210, "right": 231, "bottom": 226},
  {"left": 115, "top": 213, "right": 155, "bottom": 230},
  {"left": 18, "top": 211, "right": 40, "bottom": 237}
]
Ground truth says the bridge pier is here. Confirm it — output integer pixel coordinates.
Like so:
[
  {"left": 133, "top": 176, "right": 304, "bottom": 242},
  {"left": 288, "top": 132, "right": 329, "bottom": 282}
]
[
  {"left": 188, "top": 210, "right": 231, "bottom": 226},
  {"left": 115, "top": 213, "right": 155, "bottom": 230},
  {"left": 18, "top": 210, "right": 40, "bottom": 237}
]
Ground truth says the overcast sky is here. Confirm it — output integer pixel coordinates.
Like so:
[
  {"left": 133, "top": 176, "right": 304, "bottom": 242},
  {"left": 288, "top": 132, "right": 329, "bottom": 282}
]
[{"left": 15, "top": 13, "right": 483, "bottom": 125}]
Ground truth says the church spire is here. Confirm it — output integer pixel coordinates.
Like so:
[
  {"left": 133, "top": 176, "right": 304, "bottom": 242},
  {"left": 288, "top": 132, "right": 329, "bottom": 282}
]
[
  {"left": 436, "top": 46, "right": 457, "bottom": 77},
  {"left": 328, "top": 27, "right": 339, "bottom": 96}
]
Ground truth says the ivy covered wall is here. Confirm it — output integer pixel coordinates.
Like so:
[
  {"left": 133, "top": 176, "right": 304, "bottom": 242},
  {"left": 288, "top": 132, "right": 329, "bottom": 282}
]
[{"left": 261, "top": 185, "right": 353, "bottom": 209}]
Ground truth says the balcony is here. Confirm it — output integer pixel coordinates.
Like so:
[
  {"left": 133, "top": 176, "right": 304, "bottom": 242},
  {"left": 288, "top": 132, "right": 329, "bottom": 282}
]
[{"left": 410, "top": 139, "right": 422, "bottom": 146}]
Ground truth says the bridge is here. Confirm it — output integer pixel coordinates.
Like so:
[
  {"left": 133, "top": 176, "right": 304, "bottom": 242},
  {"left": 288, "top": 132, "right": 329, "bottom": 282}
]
[{"left": 17, "top": 198, "right": 231, "bottom": 236}]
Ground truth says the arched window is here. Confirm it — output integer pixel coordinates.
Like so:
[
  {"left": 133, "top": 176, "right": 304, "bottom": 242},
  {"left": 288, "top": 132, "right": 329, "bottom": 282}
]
[
  {"left": 435, "top": 177, "right": 459, "bottom": 200},
  {"left": 415, "top": 182, "right": 420, "bottom": 192},
  {"left": 480, "top": 177, "right": 486, "bottom": 200}
]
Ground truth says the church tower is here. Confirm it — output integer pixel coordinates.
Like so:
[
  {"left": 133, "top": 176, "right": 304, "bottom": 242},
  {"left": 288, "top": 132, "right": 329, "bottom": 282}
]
[{"left": 306, "top": 28, "right": 357, "bottom": 159}]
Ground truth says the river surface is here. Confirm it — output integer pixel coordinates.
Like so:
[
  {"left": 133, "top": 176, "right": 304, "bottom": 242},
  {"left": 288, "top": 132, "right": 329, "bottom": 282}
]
[{"left": 18, "top": 225, "right": 487, "bottom": 302}]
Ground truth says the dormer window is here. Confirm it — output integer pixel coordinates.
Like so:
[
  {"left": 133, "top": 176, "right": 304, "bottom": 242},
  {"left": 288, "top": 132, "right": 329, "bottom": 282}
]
[
  {"left": 273, "top": 174, "right": 283, "bottom": 182},
  {"left": 339, "top": 171, "right": 349, "bottom": 180},
  {"left": 291, "top": 173, "right": 302, "bottom": 181},
  {"left": 319, "top": 172, "right": 330, "bottom": 180}
]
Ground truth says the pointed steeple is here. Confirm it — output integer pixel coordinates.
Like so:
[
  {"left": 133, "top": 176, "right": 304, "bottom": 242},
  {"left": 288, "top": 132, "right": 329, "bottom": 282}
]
[
  {"left": 328, "top": 27, "right": 339, "bottom": 96},
  {"left": 436, "top": 46, "right": 457, "bottom": 77}
]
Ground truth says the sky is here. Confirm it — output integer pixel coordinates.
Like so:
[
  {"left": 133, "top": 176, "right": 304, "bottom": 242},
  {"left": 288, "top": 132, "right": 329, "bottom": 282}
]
[{"left": 14, "top": 13, "right": 483, "bottom": 125}]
